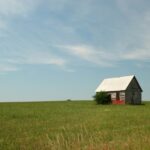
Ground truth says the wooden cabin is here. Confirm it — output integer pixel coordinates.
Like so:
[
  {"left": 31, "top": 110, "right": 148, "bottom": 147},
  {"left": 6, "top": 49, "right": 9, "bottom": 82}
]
[{"left": 95, "top": 75, "right": 143, "bottom": 104}]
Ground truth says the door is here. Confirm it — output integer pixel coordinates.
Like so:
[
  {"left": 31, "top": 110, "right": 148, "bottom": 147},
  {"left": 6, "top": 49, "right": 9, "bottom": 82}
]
[{"left": 116, "top": 92, "right": 119, "bottom": 100}]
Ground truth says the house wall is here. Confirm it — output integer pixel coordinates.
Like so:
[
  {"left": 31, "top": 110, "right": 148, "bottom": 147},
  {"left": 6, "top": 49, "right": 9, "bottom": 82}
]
[
  {"left": 107, "top": 91, "right": 125, "bottom": 104},
  {"left": 125, "top": 78, "right": 142, "bottom": 104},
  {"left": 108, "top": 92, "right": 116, "bottom": 101},
  {"left": 119, "top": 92, "right": 125, "bottom": 101}
]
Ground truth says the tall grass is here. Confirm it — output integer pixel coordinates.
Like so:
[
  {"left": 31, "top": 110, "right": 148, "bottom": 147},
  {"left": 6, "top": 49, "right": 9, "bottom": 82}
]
[{"left": 0, "top": 101, "right": 150, "bottom": 150}]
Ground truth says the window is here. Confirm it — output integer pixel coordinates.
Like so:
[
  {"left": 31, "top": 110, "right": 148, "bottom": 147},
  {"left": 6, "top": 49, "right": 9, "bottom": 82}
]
[
  {"left": 111, "top": 93, "right": 116, "bottom": 100},
  {"left": 120, "top": 92, "right": 125, "bottom": 100}
]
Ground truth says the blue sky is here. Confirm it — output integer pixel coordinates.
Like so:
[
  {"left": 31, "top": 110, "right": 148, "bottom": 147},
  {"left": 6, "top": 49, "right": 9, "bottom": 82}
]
[{"left": 0, "top": 0, "right": 150, "bottom": 102}]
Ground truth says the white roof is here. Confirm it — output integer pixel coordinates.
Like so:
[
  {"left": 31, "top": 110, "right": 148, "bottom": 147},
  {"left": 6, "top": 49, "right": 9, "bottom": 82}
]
[{"left": 96, "top": 75, "right": 135, "bottom": 92}]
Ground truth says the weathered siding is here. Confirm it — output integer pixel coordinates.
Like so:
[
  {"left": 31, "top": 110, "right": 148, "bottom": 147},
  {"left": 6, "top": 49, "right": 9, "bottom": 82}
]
[
  {"left": 108, "top": 92, "right": 116, "bottom": 101},
  {"left": 119, "top": 92, "right": 125, "bottom": 101},
  {"left": 107, "top": 91, "right": 125, "bottom": 104},
  {"left": 126, "top": 77, "right": 142, "bottom": 104},
  {"left": 108, "top": 91, "right": 125, "bottom": 101}
]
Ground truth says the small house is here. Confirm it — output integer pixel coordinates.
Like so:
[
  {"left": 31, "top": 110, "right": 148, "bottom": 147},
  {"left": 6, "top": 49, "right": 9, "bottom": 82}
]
[{"left": 95, "top": 75, "right": 143, "bottom": 104}]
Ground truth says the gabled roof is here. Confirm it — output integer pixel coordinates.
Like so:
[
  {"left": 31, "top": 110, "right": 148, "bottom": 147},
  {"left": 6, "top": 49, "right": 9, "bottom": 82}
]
[{"left": 96, "top": 75, "right": 140, "bottom": 92}]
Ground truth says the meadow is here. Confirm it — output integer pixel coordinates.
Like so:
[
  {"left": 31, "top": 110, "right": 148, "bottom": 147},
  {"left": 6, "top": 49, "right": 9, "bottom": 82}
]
[{"left": 0, "top": 101, "right": 150, "bottom": 150}]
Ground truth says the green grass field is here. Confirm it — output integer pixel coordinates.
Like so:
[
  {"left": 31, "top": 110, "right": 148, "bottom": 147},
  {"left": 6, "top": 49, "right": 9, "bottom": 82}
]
[{"left": 0, "top": 101, "right": 150, "bottom": 150}]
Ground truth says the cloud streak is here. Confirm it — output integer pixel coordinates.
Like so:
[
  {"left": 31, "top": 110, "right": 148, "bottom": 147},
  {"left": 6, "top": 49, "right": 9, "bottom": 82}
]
[
  {"left": 123, "top": 49, "right": 150, "bottom": 61},
  {"left": 59, "top": 45, "right": 116, "bottom": 67},
  {"left": 0, "top": 19, "right": 6, "bottom": 29},
  {"left": 0, "top": 49, "right": 67, "bottom": 72},
  {"left": 13, "top": 50, "right": 66, "bottom": 66},
  {"left": 58, "top": 43, "right": 150, "bottom": 67},
  {"left": 0, "top": 64, "right": 18, "bottom": 72},
  {"left": 0, "top": 0, "right": 40, "bottom": 17}
]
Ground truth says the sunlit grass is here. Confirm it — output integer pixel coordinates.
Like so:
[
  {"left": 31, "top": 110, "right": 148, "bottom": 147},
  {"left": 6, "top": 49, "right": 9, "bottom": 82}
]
[{"left": 0, "top": 101, "right": 150, "bottom": 150}]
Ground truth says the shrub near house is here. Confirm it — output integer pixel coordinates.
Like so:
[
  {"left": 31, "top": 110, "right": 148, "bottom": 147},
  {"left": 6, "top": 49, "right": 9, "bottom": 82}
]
[{"left": 93, "top": 91, "right": 111, "bottom": 104}]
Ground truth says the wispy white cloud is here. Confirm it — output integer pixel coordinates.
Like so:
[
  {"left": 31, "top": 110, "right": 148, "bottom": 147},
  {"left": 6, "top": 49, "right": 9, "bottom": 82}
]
[
  {"left": 58, "top": 43, "right": 150, "bottom": 67},
  {"left": 0, "top": 64, "right": 18, "bottom": 72},
  {"left": 0, "top": 0, "right": 41, "bottom": 17},
  {"left": 116, "top": 0, "right": 149, "bottom": 18},
  {"left": 0, "top": 0, "right": 42, "bottom": 42},
  {"left": 0, "top": 19, "right": 6, "bottom": 29},
  {"left": 0, "top": 49, "right": 68, "bottom": 72},
  {"left": 14, "top": 50, "right": 66, "bottom": 66},
  {"left": 58, "top": 45, "right": 116, "bottom": 67},
  {"left": 123, "top": 49, "right": 150, "bottom": 61},
  {"left": 114, "top": 0, "right": 150, "bottom": 62}
]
